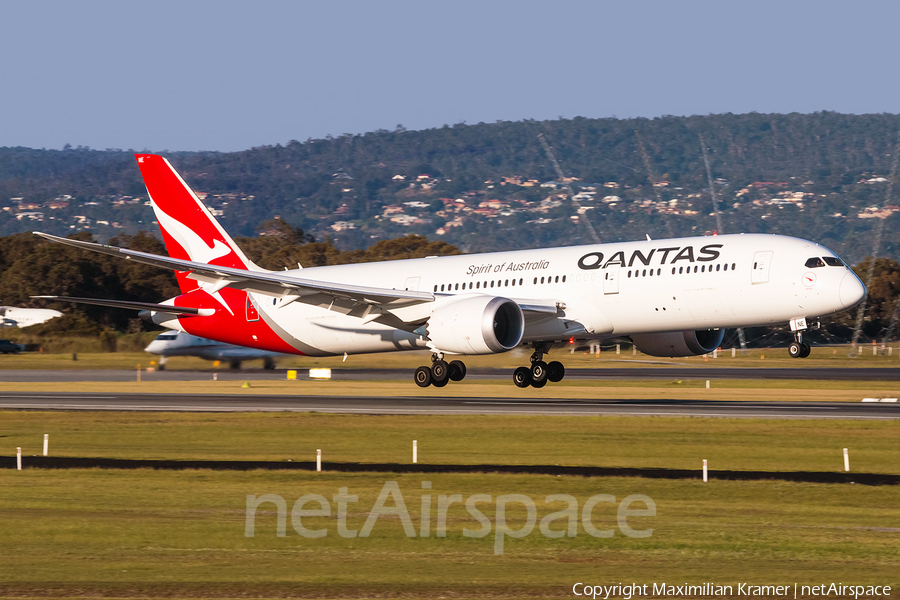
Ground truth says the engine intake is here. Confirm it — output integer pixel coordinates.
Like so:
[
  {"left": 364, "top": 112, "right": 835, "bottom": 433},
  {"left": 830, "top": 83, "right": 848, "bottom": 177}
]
[
  {"left": 426, "top": 295, "right": 524, "bottom": 355},
  {"left": 630, "top": 329, "right": 725, "bottom": 357}
]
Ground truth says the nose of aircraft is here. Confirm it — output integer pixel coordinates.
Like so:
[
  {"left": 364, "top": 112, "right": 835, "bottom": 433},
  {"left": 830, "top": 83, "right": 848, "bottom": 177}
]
[{"left": 839, "top": 271, "right": 866, "bottom": 308}]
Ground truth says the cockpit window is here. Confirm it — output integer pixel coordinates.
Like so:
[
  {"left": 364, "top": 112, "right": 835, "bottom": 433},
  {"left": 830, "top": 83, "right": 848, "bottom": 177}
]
[
  {"left": 822, "top": 257, "right": 844, "bottom": 267},
  {"left": 805, "top": 257, "right": 825, "bottom": 268}
]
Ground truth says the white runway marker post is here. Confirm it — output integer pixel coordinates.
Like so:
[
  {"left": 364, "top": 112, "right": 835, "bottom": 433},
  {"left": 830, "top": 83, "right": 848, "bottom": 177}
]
[
  {"left": 413, "top": 440, "right": 417, "bottom": 463},
  {"left": 702, "top": 459, "right": 708, "bottom": 482},
  {"left": 16, "top": 447, "right": 22, "bottom": 471},
  {"left": 843, "top": 448, "right": 850, "bottom": 472},
  {"left": 706, "top": 380, "right": 710, "bottom": 389},
  {"left": 316, "top": 449, "right": 321, "bottom": 472},
  {"left": 43, "top": 434, "right": 48, "bottom": 457}
]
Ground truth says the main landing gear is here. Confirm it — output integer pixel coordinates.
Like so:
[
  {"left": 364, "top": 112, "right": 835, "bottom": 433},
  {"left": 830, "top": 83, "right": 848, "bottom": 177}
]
[
  {"left": 513, "top": 344, "right": 565, "bottom": 388},
  {"left": 414, "top": 353, "right": 467, "bottom": 387}
]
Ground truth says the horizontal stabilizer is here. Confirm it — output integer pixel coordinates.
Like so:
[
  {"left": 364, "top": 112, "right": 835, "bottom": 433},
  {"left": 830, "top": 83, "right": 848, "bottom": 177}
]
[{"left": 31, "top": 296, "right": 213, "bottom": 316}]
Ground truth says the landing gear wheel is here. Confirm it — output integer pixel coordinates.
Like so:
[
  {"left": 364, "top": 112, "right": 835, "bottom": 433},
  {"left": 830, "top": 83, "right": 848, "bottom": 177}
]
[
  {"left": 788, "top": 342, "right": 803, "bottom": 358},
  {"left": 799, "top": 342, "right": 811, "bottom": 358},
  {"left": 414, "top": 366, "right": 432, "bottom": 387},
  {"left": 263, "top": 357, "right": 276, "bottom": 370},
  {"left": 547, "top": 361, "right": 565, "bottom": 383},
  {"left": 431, "top": 360, "right": 450, "bottom": 384},
  {"left": 449, "top": 360, "right": 467, "bottom": 381},
  {"left": 513, "top": 366, "right": 532, "bottom": 388},
  {"left": 432, "top": 376, "right": 449, "bottom": 387},
  {"left": 531, "top": 361, "right": 548, "bottom": 386}
]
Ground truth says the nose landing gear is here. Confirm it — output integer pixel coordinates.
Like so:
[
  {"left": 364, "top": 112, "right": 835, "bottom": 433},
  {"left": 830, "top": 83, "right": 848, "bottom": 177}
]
[
  {"left": 788, "top": 325, "right": 811, "bottom": 359},
  {"left": 414, "top": 353, "right": 467, "bottom": 387},
  {"left": 788, "top": 340, "right": 811, "bottom": 358},
  {"left": 513, "top": 344, "right": 566, "bottom": 388}
]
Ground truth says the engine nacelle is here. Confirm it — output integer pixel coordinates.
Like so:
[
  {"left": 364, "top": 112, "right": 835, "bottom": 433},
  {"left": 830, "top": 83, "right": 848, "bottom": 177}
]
[
  {"left": 630, "top": 329, "right": 725, "bottom": 357},
  {"left": 426, "top": 295, "right": 524, "bottom": 355}
]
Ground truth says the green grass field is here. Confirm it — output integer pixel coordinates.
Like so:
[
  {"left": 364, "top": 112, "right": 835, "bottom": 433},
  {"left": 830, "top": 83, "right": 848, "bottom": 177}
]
[
  {"left": 1, "top": 383, "right": 899, "bottom": 598},
  {"left": 3, "top": 411, "right": 899, "bottom": 474},
  {"left": 1, "top": 469, "right": 898, "bottom": 598}
]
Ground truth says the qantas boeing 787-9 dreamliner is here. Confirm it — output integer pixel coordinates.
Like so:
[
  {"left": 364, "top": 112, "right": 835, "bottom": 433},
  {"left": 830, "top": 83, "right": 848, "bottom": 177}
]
[{"left": 34, "top": 154, "right": 866, "bottom": 388}]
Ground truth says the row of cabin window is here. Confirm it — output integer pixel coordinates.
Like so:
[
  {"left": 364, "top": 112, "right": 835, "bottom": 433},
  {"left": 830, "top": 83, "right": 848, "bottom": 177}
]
[
  {"left": 434, "top": 274, "right": 567, "bottom": 293},
  {"left": 627, "top": 262, "right": 738, "bottom": 279}
]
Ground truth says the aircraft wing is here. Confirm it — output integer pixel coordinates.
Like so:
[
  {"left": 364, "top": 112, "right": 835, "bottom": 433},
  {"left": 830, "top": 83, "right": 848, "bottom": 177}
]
[
  {"left": 33, "top": 232, "right": 435, "bottom": 311},
  {"left": 31, "top": 295, "right": 214, "bottom": 316}
]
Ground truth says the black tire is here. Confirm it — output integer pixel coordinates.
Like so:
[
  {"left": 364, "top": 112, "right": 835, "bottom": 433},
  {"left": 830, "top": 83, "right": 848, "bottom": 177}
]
[
  {"left": 513, "top": 366, "right": 532, "bottom": 388},
  {"left": 788, "top": 342, "right": 802, "bottom": 358},
  {"left": 547, "top": 361, "right": 565, "bottom": 383},
  {"left": 263, "top": 358, "right": 276, "bottom": 370},
  {"left": 432, "top": 376, "right": 449, "bottom": 387},
  {"left": 800, "top": 342, "right": 811, "bottom": 358},
  {"left": 449, "top": 360, "right": 467, "bottom": 381},
  {"left": 431, "top": 360, "right": 450, "bottom": 383},
  {"left": 414, "top": 366, "right": 432, "bottom": 387},
  {"left": 531, "top": 361, "right": 548, "bottom": 385}
]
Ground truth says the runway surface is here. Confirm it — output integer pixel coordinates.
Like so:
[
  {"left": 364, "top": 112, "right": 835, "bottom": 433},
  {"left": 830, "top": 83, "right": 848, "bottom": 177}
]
[
  {"left": 2, "top": 365, "right": 899, "bottom": 382},
  {"left": 1, "top": 391, "right": 897, "bottom": 419}
]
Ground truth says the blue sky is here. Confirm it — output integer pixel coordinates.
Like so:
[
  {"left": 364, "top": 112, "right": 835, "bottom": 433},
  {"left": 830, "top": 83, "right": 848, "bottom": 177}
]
[{"left": 3, "top": 0, "right": 899, "bottom": 152}]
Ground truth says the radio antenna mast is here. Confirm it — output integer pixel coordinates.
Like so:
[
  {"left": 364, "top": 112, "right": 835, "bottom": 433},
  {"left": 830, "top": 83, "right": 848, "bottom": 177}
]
[
  {"left": 538, "top": 133, "right": 601, "bottom": 244},
  {"left": 849, "top": 130, "right": 900, "bottom": 356},
  {"left": 700, "top": 134, "right": 747, "bottom": 354},
  {"left": 635, "top": 130, "right": 675, "bottom": 238}
]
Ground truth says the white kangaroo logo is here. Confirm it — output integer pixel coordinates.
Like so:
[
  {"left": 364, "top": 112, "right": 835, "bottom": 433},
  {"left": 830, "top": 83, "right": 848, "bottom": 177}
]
[
  {"left": 150, "top": 199, "right": 236, "bottom": 315},
  {"left": 151, "top": 200, "right": 233, "bottom": 264}
]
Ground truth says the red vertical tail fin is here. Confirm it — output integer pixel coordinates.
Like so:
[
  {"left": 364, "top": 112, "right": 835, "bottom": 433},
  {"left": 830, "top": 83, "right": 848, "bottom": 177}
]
[{"left": 134, "top": 154, "right": 260, "bottom": 293}]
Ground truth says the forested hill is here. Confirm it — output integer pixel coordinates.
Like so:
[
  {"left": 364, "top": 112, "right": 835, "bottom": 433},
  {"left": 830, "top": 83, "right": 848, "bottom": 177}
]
[{"left": 2, "top": 112, "right": 900, "bottom": 263}]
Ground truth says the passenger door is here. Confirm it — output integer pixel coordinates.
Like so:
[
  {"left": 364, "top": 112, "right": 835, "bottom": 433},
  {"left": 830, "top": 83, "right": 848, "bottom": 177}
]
[
  {"left": 751, "top": 251, "right": 773, "bottom": 284},
  {"left": 603, "top": 264, "right": 620, "bottom": 295}
]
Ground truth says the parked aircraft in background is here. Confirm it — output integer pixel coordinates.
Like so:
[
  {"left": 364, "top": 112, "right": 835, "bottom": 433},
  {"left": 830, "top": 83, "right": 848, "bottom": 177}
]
[
  {"left": 0, "top": 306, "right": 62, "bottom": 328},
  {"left": 145, "top": 330, "right": 283, "bottom": 370},
  {"left": 34, "top": 154, "right": 866, "bottom": 388}
]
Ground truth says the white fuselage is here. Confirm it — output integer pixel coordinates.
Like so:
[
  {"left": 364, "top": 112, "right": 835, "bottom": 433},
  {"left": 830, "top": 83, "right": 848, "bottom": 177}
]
[{"left": 205, "top": 233, "right": 864, "bottom": 357}]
